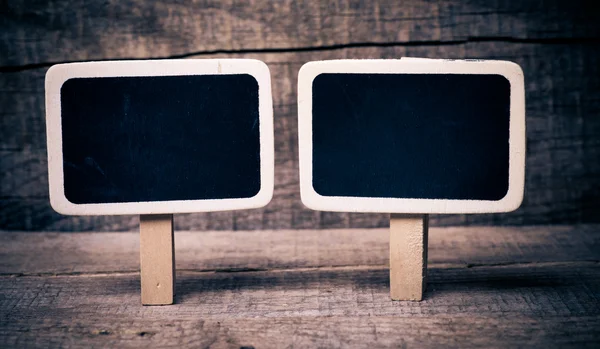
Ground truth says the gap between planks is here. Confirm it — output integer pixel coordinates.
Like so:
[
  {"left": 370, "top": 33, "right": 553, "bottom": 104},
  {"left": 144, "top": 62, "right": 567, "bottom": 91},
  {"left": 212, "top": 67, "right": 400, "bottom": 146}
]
[{"left": 2, "top": 260, "right": 597, "bottom": 279}]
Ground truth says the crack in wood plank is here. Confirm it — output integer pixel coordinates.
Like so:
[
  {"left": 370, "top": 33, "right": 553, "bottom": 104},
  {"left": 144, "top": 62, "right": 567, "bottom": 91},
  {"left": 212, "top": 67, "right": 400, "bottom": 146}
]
[
  {"left": 1, "top": 36, "right": 599, "bottom": 73},
  {"left": 1, "top": 260, "right": 598, "bottom": 279}
]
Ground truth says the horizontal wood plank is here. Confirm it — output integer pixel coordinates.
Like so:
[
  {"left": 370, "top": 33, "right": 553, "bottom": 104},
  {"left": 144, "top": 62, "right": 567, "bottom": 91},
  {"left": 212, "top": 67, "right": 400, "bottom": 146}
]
[
  {"left": 1, "top": 263, "right": 599, "bottom": 348},
  {"left": 1, "top": 225, "right": 598, "bottom": 275},
  {"left": 4, "top": 263, "right": 599, "bottom": 318},
  {"left": 0, "top": 225, "right": 599, "bottom": 347},
  {"left": 1, "top": 0, "right": 599, "bottom": 67},
  {"left": 2, "top": 312, "right": 598, "bottom": 348}
]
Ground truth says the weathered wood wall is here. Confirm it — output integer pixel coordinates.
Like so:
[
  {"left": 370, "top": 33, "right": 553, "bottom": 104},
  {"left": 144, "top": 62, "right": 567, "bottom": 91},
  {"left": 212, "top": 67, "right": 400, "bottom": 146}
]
[{"left": 1, "top": 0, "right": 599, "bottom": 231}]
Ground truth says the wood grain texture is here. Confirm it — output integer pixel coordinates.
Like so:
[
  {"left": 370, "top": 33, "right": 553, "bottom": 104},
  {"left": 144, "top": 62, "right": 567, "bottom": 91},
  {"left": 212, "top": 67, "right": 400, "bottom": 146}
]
[
  {"left": 0, "top": 225, "right": 599, "bottom": 347},
  {"left": 1, "top": 225, "right": 599, "bottom": 275},
  {"left": 1, "top": 0, "right": 599, "bottom": 67},
  {"left": 390, "top": 214, "right": 428, "bottom": 301},
  {"left": 1, "top": 264, "right": 600, "bottom": 346},
  {"left": 140, "top": 214, "right": 175, "bottom": 305},
  {"left": 1, "top": 1, "right": 600, "bottom": 230}
]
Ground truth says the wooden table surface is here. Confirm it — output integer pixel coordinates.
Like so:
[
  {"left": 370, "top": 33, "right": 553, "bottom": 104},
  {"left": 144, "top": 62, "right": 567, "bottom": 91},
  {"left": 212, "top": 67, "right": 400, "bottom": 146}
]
[{"left": 1, "top": 225, "right": 599, "bottom": 348}]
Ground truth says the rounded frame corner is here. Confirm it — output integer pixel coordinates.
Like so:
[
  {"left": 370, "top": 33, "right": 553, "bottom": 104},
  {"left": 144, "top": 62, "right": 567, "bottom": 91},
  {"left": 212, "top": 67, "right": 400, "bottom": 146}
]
[
  {"left": 250, "top": 183, "right": 274, "bottom": 210},
  {"left": 299, "top": 181, "right": 326, "bottom": 212},
  {"left": 48, "top": 189, "right": 79, "bottom": 216}
]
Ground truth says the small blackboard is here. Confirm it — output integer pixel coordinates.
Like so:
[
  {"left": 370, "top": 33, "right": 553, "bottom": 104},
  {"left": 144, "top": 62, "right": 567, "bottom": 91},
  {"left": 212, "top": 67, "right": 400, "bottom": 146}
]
[
  {"left": 298, "top": 58, "right": 525, "bottom": 213},
  {"left": 46, "top": 59, "right": 274, "bottom": 215}
]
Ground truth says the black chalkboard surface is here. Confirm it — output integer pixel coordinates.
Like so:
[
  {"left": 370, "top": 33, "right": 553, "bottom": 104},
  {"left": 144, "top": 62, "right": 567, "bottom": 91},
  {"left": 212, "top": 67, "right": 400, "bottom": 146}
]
[
  {"left": 60, "top": 74, "right": 261, "bottom": 204},
  {"left": 311, "top": 73, "right": 511, "bottom": 201}
]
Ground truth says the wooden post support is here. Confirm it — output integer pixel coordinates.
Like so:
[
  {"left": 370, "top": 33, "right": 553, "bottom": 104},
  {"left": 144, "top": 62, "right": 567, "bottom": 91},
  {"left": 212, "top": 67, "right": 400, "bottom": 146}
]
[
  {"left": 140, "top": 214, "right": 175, "bottom": 305},
  {"left": 389, "top": 214, "right": 429, "bottom": 301}
]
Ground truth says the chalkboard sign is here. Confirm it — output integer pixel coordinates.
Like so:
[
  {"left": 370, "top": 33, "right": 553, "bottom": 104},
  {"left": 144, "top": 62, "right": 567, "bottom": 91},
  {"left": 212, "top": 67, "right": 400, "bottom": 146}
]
[
  {"left": 297, "top": 58, "right": 525, "bottom": 213},
  {"left": 46, "top": 59, "right": 274, "bottom": 215}
]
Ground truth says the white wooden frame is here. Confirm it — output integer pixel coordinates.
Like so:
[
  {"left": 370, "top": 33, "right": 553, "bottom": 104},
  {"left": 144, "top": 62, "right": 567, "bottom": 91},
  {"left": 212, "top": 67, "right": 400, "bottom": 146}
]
[
  {"left": 46, "top": 59, "right": 274, "bottom": 215},
  {"left": 297, "top": 58, "right": 526, "bottom": 214}
]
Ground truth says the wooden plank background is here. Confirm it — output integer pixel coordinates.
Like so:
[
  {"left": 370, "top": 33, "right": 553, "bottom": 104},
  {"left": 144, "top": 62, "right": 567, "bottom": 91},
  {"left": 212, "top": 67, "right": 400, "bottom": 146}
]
[{"left": 1, "top": 0, "right": 599, "bottom": 231}]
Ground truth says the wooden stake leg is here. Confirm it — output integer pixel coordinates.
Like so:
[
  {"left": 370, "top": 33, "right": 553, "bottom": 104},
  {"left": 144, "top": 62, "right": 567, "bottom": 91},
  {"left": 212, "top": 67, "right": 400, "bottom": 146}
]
[
  {"left": 140, "top": 214, "right": 175, "bottom": 305},
  {"left": 389, "top": 214, "right": 428, "bottom": 301}
]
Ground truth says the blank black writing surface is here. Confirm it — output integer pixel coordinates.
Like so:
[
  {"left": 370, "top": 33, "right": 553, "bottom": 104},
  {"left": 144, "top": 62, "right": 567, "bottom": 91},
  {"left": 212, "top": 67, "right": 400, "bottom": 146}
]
[
  {"left": 312, "top": 73, "right": 510, "bottom": 200},
  {"left": 60, "top": 74, "right": 260, "bottom": 204}
]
